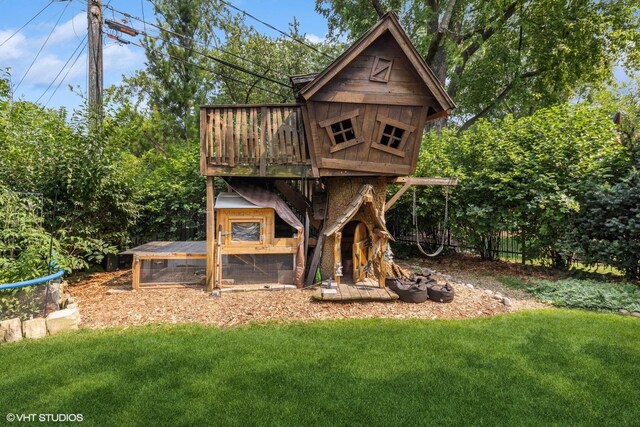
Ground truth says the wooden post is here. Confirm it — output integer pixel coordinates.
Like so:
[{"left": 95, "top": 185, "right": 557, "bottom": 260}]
[
  {"left": 334, "top": 231, "right": 342, "bottom": 285},
  {"left": 378, "top": 238, "right": 387, "bottom": 288},
  {"left": 87, "top": 0, "right": 103, "bottom": 125},
  {"left": 132, "top": 255, "right": 140, "bottom": 291},
  {"left": 206, "top": 176, "right": 215, "bottom": 292}
]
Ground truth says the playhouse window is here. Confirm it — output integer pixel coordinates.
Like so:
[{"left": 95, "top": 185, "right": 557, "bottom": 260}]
[
  {"left": 318, "top": 110, "right": 362, "bottom": 153},
  {"left": 231, "top": 221, "right": 261, "bottom": 242},
  {"left": 330, "top": 119, "right": 356, "bottom": 144},
  {"left": 379, "top": 124, "right": 404, "bottom": 148},
  {"left": 371, "top": 116, "right": 416, "bottom": 158},
  {"left": 370, "top": 56, "right": 393, "bottom": 83}
]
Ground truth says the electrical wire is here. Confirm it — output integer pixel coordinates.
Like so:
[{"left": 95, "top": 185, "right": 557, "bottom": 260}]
[
  {"left": 44, "top": 40, "right": 87, "bottom": 107},
  {"left": 0, "top": 1, "right": 54, "bottom": 48},
  {"left": 125, "top": 38, "right": 286, "bottom": 98},
  {"left": 15, "top": 1, "right": 71, "bottom": 92},
  {"left": 104, "top": 3, "right": 292, "bottom": 80},
  {"left": 36, "top": 34, "right": 87, "bottom": 104},
  {"left": 219, "top": 0, "right": 333, "bottom": 59},
  {"left": 111, "top": 16, "right": 291, "bottom": 88}
]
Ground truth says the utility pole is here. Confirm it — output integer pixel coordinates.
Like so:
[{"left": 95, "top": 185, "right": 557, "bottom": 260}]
[{"left": 87, "top": 0, "right": 103, "bottom": 125}]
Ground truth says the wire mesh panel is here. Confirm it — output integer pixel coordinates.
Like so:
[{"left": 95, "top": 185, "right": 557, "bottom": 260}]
[
  {"left": 222, "top": 254, "right": 295, "bottom": 285},
  {"left": 139, "top": 258, "right": 206, "bottom": 286}
]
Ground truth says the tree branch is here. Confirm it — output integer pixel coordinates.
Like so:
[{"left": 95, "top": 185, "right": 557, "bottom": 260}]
[
  {"left": 370, "top": 0, "right": 385, "bottom": 18},
  {"left": 425, "top": 0, "right": 457, "bottom": 64},
  {"left": 447, "top": 1, "right": 519, "bottom": 99},
  {"left": 458, "top": 70, "right": 540, "bottom": 133}
]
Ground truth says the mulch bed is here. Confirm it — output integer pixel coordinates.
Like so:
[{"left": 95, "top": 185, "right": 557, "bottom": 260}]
[{"left": 66, "top": 269, "right": 544, "bottom": 329}]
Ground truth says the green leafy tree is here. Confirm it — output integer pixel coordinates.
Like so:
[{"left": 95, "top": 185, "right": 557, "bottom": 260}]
[
  {"left": 124, "top": 0, "right": 230, "bottom": 145},
  {"left": 0, "top": 75, "right": 140, "bottom": 267},
  {"left": 316, "top": 0, "right": 640, "bottom": 129},
  {"left": 415, "top": 103, "right": 622, "bottom": 265},
  {"left": 573, "top": 77, "right": 640, "bottom": 279}
]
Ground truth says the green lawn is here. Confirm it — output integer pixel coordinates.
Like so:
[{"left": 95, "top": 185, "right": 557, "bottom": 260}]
[{"left": 1, "top": 310, "right": 639, "bottom": 426}]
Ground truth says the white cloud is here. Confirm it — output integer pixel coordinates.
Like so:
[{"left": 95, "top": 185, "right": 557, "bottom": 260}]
[
  {"left": 26, "top": 52, "right": 86, "bottom": 86},
  {"left": 305, "top": 33, "right": 325, "bottom": 44},
  {"left": 103, "top": 43, "right": 146, "bottom": 74},
  {"left": 0, "top": 31, "right": 30, "bottom": 60},
  {"left": 48, "top": 13, "right": 86, "bottom": 46}
]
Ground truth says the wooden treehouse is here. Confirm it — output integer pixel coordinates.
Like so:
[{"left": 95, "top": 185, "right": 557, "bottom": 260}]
[{"left": 200, "top": 12, "right": 455, "bottom": 294}]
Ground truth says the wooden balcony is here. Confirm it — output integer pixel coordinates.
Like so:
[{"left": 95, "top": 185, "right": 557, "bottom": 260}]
[{"left": 200, "top": 104, "right": 313, "bottom": 178}]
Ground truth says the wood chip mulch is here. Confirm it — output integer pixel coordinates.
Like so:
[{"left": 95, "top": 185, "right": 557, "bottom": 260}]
[{"left": 66, "top": 269, "right": 545, "bottom": 329}]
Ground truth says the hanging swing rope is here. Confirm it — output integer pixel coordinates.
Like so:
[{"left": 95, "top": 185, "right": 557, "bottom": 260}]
[{"left": 412, "top": 184, "right": 450, "bottom": 257}]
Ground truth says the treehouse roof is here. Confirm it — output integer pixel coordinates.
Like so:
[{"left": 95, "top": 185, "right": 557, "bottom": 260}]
[{"left": 296, "top": 11, "right": 455, "bottom": 113}]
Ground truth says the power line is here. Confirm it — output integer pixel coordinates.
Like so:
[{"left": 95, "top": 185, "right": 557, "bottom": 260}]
[
  {"left": 0, "top": 1, "right": 54, "bottom": 48},
  {"left": 36, "top": 34, "right": 87, "bottom": 104},
  {"left": 219, "top": 0, "right": 333, "bottom": 59},
  {"left": 104, "top": 3, "right": 292, "bottom": 80},
  {"left": 102, "top": 7, "right": 291, "bottom": 89},
  {"left": 124, "top": 37, "right": 287, "bottom": 99},
  {"left": 14, "top": 1, "right": 71, "bottom": 92},
  {"left": 44, "top": 40, "right": 87, "bottom": 107}
]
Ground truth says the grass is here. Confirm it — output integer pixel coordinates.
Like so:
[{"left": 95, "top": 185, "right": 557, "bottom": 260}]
[{"left": 1, "top": 311, "right": 639, "bottom": 426}]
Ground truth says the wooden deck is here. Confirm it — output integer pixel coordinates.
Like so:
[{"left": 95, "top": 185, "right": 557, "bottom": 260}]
[
  {"left": 312, "top": 278, "right": 399, "bottom": 302},
  {"left": 200, "top": 104, "right": 312, "bottom": 177}
]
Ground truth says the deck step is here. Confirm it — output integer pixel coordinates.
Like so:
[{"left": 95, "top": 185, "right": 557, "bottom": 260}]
[{"left": 312, "top": 282, "right": 399, "bottom": 302}]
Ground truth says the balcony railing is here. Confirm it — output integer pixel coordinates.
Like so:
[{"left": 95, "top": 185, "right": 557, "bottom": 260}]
[{"left": 200, "top": 104, "right": 311, "bottom": 177}]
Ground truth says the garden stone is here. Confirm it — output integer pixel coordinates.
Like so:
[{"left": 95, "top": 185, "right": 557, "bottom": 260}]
[
  {"left": 502, "top": 297, "right": 512, "bottom": 307},
  {"left": 1, "top": 318, "right": 23, "bottom": 343},
  {"left": 67, "top": 303, "right": 78, "bottom": 309},
  {"left": 22, "top": 318, "right": 47, "bottom": 339},
  {"left": 631, "top": 312, "right": 640, "bottom": 318},
  {"left": 46, "top": 308, "right": 80, "bottom": 335},
  {"left": 493, "top": 293, "right": 503, "bottom": 301},
  {"left": 484, "top": 289, "right": 493, "bottom": 295},
  {"left": 467, "top": 284, "right": 474, "bottom": 289},
  {"left": 619, "top": 309, "right": 629, "bottom": 315}
]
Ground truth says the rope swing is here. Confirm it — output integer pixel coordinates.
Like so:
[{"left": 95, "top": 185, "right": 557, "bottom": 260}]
[{"left": 412, "top": 185, "right": 449, "bottom": 257}]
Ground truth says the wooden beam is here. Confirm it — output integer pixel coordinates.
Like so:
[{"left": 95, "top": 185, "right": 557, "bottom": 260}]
[
  {"left": 378, "top": 238, "right": 388, "bottom": 288},
  {"left": 384, "top": 180, "right": 412, "bottom": 211},
  {"left": 305, "top": 232, "right": 325, "bottom": 286},
  {"left": 321, "top": 158, "right": 412, "bottom": 175},
  {"left": 202, "top": 164, "right": 314, "bottom": 178},
  {"left": 206, "top": 176, "right": 215, "bottom": 292},
  {"left": 132, "top": 255, "right": 140, "bottom": 291},
  {"left": 388, "top": 177, "right": 458, "bottom": 186},
  {"left": 425, "top": 109, "right": 451, "bottom": 122},
  {"left": 334, "top": 231, "right": 342, "bottom": 286}
]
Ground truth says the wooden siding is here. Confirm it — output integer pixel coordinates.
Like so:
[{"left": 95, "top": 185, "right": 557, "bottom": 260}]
[
  {"left": 200, "top": 104, "right": 312, "bottom": 177},
  {"left": 308, "top": 101, "right": 426, "bottom": 176},
  {"left": 303, "top": 32, "right": 436, "bottom": 177}
]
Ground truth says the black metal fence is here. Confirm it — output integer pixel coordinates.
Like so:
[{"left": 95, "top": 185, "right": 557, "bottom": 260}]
[{"left": 395, "top": 228, "right": 525, "bottom": 263}]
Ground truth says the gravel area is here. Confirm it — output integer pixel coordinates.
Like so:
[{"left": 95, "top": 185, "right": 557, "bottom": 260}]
[
  {"left": 396, "top": 254, "right": 557, "bottom": 301},
  {"left": 67, "top": 268, "right": 545, "bottom": 329}
]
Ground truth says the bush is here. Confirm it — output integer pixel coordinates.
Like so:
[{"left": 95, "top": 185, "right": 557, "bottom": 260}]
[
  {"left": 529, "top": 279, "right": 640, "bottom": 312},
  {"left": 0, "top": 287, "right": 41, "bottom": 321}
]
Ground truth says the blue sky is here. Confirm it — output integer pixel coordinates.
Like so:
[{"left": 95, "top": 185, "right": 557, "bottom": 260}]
[
  {"left": 0, "top": 0, "right": 329, "bottom": 110},
  {"left": 1, "top": 1, "right": 634, "bottom": 112}
]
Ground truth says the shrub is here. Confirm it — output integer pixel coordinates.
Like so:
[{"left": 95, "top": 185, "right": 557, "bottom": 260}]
[{"left": 529, "top": 279, "right": 640, "bottom": 312}]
